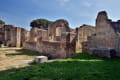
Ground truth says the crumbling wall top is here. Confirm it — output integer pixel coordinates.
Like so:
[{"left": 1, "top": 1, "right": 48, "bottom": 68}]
[{"left": 96, "top": 11, "right": 108, "bottom": 23}]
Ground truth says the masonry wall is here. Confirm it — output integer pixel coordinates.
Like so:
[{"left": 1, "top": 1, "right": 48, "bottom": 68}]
[
  {"left": 85, "top": 11, "right": 119, "bottom": 57},
  {"left": 23, "top": 42, "right": 37, "bottom": 51},
  {"left": 23, "top": 19, "right": 76, "bottom": 58},
  {"left": 4, "top": 25, "right": 17, "bottom": 47},
  {"left": 92, "top": 11, "right": 118, "bottom": 49},
  {"left": 21, "top": 28, "right": 28, "bottom": 47},
  {"left": 48, "top": 19, "right": 70, "bottom": 41},
  {"left": 0, "top": 26, "right": 4, "bottom": 44},
  {"left": 76, "top": 25, "right": 95, "bottom": 51},
  {"left": 23, "top": 32, "right": 76, "bottom": 58},
  {"left": 37, "top": 41, "right": 67, "bottom": 58},
  {"left": 0, "top": 25, "right": 28, "bottom": 47},
  {"left": 16, "top": 27, "right": 21, "bottom": 47}
]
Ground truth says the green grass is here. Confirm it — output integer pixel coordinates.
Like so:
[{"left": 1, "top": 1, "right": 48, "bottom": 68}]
[{"left": 0, "top": 52, "right": 120, "bottom": 80}]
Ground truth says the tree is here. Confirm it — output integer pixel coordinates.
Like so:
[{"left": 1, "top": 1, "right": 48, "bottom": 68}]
[
  {"left": 0, "top": 20, "right": 5, "bottom": 25},
  {"left": 30, "top": 19, "right": 53, "bottom": 29}
]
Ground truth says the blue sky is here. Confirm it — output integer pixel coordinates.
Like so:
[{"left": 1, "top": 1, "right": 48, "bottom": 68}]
[{"left": 0, "top": 0, "right": 120, "bottom": 30}]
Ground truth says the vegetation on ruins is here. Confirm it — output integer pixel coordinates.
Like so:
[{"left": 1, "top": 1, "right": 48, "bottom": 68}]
[
  {"left": 30, "top": 18, "right": 53, "bottom": 28},
  {"left": 0, "top": 20, "right": 5, "bottom": 25},
  {"left": 0, "top": 51, "right": 120, "bottom": 80}
]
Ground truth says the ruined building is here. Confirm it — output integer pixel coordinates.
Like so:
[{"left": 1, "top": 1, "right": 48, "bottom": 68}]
[
  {"left": 0, "top": 25, "right": 28, "bottom": 47},
  {"left": 1, "top": 11, "right": 120, "bottom": 58},
  {"left": 23, "top": 19, "right": 76, "bottom": 58},
  {"left": 23, "top": 19, "right": 96, "bottom": 58},
  {"left": 83, "top": 11, "right": 120, "bottom": 57}
]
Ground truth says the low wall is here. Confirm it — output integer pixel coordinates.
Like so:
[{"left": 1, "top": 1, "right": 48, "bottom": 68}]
[
  {"left": 23, "top": 42, "right": 37, "bottom": 51},
  {"left": 37, "top": 41, "right": 67, "bottom": 58},
  {"left": 23, "top": 40, "right": 75, "bottom": 59}
]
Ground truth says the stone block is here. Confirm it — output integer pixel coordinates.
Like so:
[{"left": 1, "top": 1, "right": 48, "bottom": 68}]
[{"left": 35, "top": 56, "right": 48, "bottom": 63}]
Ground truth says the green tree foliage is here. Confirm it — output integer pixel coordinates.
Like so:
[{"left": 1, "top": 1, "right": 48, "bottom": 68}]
[
  {"left": 30, "top": 19, "right": 53, "bottom": 28},
  {"left": 0, "top": 20, "right": 5, "bottom": 25}
]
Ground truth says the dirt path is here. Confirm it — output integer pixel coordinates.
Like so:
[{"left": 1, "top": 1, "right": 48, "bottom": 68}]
[{"left": 0, "top": 48, "right": 34, "bottom": 71}]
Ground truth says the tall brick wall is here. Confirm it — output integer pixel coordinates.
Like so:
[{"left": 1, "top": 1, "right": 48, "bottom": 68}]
[
  {"left": 0, "top": 25, "right": 27, "bottom": 47},
  {"left": 76, "top": 24, "right": 95, "bottom": 51},
  {"left": 85, "top": 11, "right": 120, "bottom": 57}
]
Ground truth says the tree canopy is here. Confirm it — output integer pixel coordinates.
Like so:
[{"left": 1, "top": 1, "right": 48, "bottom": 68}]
[
  {"left": 0, "top": 20, "right": 5, "bottom": 25},
  {"left": 30, "top": 19, "right": 53, "bottom": 29}
]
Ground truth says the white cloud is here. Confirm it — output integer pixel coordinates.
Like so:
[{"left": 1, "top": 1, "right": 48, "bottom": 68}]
[
  {"left": 56, "top": 0, "right": 71, "bottom": 6},
  {"left": 82, "top": 1, "right": 93, "bottom": 7}
]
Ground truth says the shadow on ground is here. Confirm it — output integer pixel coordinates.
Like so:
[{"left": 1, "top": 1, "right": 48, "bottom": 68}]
[
  {"left": 5, "top": 49, "right": 41, "bottom": 56},
  {"left": 5, "top": 49, "right": 53, "bottom": 59}
]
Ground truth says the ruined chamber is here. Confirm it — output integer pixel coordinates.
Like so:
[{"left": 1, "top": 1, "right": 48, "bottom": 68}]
[
  {"left": 23, "top": 19, "right": 76, "bottom": 59},
  {"left": 0, "top": 25, "right": 28, "bottom": 47}
]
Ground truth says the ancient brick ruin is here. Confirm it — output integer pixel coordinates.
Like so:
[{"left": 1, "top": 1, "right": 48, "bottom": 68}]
[
  {"left": 23, "top": 19, "right": 76, "bottom": 58},
  {"left": 0, "top": 25, "right": 28, "bottom": 47},
  {"left": 1, "top": 11, "right": 120, "bottom": 58},
  {"left": 83, "top": 11, "right": 120, "bottom": 58}
]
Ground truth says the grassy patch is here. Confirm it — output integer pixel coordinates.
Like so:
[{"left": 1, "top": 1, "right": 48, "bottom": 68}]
[{"left": 0, "top": 53, "right": 120, "bottom": 80}]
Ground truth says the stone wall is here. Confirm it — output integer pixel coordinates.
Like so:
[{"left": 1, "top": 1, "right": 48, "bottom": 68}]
[
  {"left": 23, "top": 19, "right": 76, "bottom": 58},
  {"left": 29, "top": 27, "right": 38, "bottom": 42},
  {"left": 0, "top": 25, "right": 4, "bottom": 45},
  {"left": 4, "top": 25, "right": 17, "bottom": 47},
  {"left": 37, "top": 29, "right": 48, "bottom": 41},
  {"left": 85, "top": 11, "right": 120, "bottom": 57},
  {"left": 76, "top": 24, "right": 95, "bottom": 51},
  {"left": 37, "top": 41, "right": 67, "bottom": 58},
  {"left": 23, "top": 42, "right": 37, "bottom": 51},
  {"left": 92, "top": 11, "right": 118, "bottom": 49},
  {"left": 48, "top": 19, "right": 70, "bottom": 41},
  {"left": 24, "top": 32, "right": 76, "bottom": 58},
  {"left": 16, "top": 27, "right": 21, "bottom": 47},
  {"left": 21, "top": 28, "right": 28, "bottom": 46},
  {"left": 0, "top": 25, "right": 27, "bottom": 47}
]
